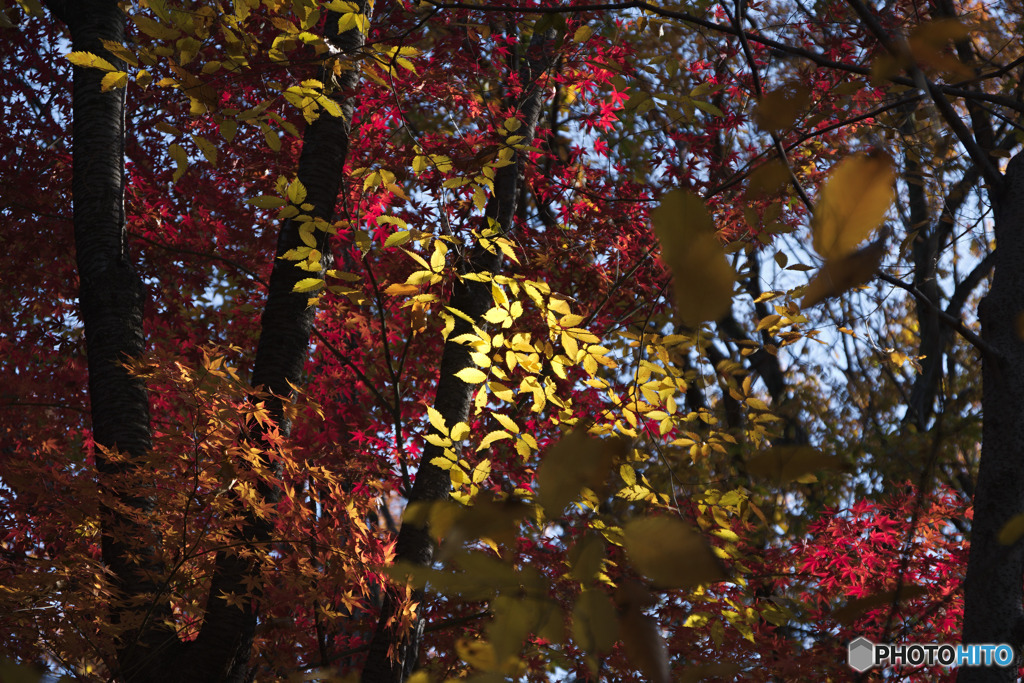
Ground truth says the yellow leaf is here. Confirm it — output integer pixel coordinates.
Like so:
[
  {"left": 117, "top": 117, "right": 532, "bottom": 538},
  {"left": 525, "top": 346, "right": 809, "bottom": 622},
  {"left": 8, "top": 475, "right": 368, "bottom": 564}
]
[
  {"left": 651, "top": 190, "right": 735, "bottom": 326},
  {"left": 246, "top": 195, "right": 287, "bottom": 209},
  {"left": 65, "top": 51, "right": 117, "bottom": 72},
  {"left": 100, "top": 71, "right": 128, "bottom": 91},
  {"left": 573, "top": 25, "right": 594, "bottom": 42},
  {"left": 483, "top": 308, "right": 509, "bottom": 324},
  {"left": 427, "top": 406, "right": 447, "bottom": 435},
  {"left": 287, "top": 179, "right": 307, "bottom": 204},
  {"left": 478, "top": 430, "right": 512, "bottom": 450},
  {"left": 411, "top": 302, "right": 428, "bottom": 335},
  {"left": 812, "top": 152, "right": 895, "bottom": 259},
  {"left": 746, "top": 445, "right": 844, "bottom": 483},
  {"left": 454, "top": 367, "right": 487, "bottom": 384},
  {"left": 537, "top": 432, "right": 619, "bottom": 516},
  {"left": 384, "top": 230, "right": 411, "bottom": 248},
  {"left": 754, "top": 83, "right": 811, "bottom": 131},
  {"left": 456, "top": 638, "right": 497, "bottom": 671},
  {"left": 802, "top": 239, "right": 886, "bottom": 307},
  {"left": 623, "top": 516, "right": 727, "bottom": 589},
  {"left": 493, "top": 413, "right": 519, "bottom": 434},
  {"left": 572, "top": 590, "right": 618, "bottom": 655},
  {"left": 998, "top": 513, "right": 1024, "bottom": 545},
  {"left": 384, "top": 283, "right": 419, "bottom": 296},
  {"left": 293, "top": 277, "right": 324, "bottom": 293},
  {"left": 450, "top": 421, "right": 471, "bottom": 442}
]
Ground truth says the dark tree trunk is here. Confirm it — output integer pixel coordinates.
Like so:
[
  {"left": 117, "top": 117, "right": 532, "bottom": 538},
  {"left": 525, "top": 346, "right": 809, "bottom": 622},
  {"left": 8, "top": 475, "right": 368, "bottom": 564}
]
[
  {"left": 47, "top": 1, "right": 367, "bottom": 679},
  {"left": 959, "top": 153, "right": 1024, "bottom": 683},
  {"left": 184, "top": 8, "right": 368, "bottom": 682},
  {"left": 43, "top": 1, "right": 182, "bottom": 678},
  {"left": 358, "top": 30, "right": 556, "bottom": 683}
]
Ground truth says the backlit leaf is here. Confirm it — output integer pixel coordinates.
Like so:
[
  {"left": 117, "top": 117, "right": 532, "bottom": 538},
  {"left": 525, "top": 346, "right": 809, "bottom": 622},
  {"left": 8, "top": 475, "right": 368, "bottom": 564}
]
[
  {"left": 623, "top": 516, "right": 726, "bottom": 589},
  {"left": 802, "top": 239, "right": 886, "bottom": 307},
  {"left": 454, "top": 367, "right": 487, "bottom": 384},
  {"left": 293, "top": 278, "right": 324, "bottom": 293},
  {"left": 65, "top": 51, "right": 117, "bottom": 72},
  {"left": 746, "top": 445, "right": 844, "bottom": 483},
  {"left": 651, "top": 190, "right": 735, "bottom": 325},
  {"left": 100, "top": 71, "right": 128, "bottom": 92},
  {"left": 812, "top": 153, "right": 895, "bottom": 259}
]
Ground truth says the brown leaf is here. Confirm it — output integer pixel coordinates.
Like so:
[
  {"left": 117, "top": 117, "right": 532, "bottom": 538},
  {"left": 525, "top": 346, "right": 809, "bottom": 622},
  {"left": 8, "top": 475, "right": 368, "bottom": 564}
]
[
  {"left": 746, "top": 445, "right": 844, "bottom": 484},
  {"left": 833, "top": 585, "right": 928, "bottom": 625},
  {"left": 754, "top": 83, "right": 811, "bottom": 131}
]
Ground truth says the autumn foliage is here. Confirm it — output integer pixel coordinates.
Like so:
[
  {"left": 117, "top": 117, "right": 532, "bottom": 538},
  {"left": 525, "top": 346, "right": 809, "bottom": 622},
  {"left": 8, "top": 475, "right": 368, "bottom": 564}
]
[{"left": 1, "top": 0, "right": 1020, "bottom": 681}]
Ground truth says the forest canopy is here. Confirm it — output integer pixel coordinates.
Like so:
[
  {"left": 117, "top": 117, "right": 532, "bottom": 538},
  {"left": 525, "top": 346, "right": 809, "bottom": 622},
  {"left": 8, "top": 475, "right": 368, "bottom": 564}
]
[{"left": 1, "top": 0, "right": 1022, "bottom": 681}]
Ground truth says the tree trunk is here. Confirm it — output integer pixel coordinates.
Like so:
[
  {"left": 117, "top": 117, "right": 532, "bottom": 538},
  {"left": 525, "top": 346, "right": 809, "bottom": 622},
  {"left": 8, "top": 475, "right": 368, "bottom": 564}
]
[
  {"left": 959, "top": 153, "right": 1024, "bottom": 683},
  {"left": 43, "top": 1, "right": 183, "bottom": 678},
  {"left": 359, "top": 29, "right": 556, "bottom": 683},
  {"left": 184, "top": 8, "right": 368, "bottom": 682}
]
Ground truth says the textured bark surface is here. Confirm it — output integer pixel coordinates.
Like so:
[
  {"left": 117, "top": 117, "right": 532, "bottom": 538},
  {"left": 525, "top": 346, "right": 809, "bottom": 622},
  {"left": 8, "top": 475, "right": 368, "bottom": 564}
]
[
  {"left": 359, "top": 30, "right": 556, "bottom": 683},
  {"left": 47, "top": 2, "right": 366, "bottom": 679},
  {"left": 45, "top": 2, "right": 183, "bottom": 678},
  {"left": 959, "top": 153, "right": 1024, "bottom": 683},
  {"left": 184, "top": 9, "right": 367, "bottom": 682}
]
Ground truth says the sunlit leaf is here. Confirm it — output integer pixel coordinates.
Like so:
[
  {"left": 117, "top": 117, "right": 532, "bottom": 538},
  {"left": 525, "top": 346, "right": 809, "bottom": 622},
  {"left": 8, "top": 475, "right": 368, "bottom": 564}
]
[
  {"left": 454, "top": 367, "right": 487, "bottom": 384},
  {"left": 293, "top": 277, "right": 324, "bottom": 293},
  {"left": 65, "top": 51, "right": 117, "bottom": 72},
  {"left": 99, "top": 71, "right": 128, "bottom": 92}
]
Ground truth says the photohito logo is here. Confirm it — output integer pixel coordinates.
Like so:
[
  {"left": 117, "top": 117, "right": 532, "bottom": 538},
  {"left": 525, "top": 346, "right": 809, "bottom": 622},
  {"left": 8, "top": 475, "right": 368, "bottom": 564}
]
[{"left": 847, "top": 637, "right": 1015, "bottom": 672}]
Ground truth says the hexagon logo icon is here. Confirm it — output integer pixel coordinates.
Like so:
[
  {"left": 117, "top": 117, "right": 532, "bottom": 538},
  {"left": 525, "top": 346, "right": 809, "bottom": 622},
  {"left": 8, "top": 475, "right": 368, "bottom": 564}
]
[{"left": 848, "top": 637, "right": 876, "bottom": 672}]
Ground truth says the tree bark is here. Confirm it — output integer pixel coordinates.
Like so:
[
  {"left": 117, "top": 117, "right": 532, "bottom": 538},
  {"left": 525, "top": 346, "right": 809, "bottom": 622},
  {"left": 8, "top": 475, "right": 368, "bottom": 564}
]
[
  {"left": 359, "top": 29, "right": 556, "bottom": 683},
  {"left": 184, "top": 8, "right": 368, "bottom": 682},
  {"left": 44, "top": 1, "right": 183, "bottom": 678},
  {"left": 959, "top": 153, "right": 1024, "bottom": 683}
]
